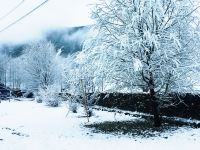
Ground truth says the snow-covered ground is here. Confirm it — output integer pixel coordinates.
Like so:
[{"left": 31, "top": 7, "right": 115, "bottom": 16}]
[{"left": 0, "top": 100, "right": 200, "bottom": 150}]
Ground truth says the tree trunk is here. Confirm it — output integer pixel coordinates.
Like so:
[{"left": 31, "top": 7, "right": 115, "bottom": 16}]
[{"left": 150, "top": 88, "right": 161, "bottom": 127}]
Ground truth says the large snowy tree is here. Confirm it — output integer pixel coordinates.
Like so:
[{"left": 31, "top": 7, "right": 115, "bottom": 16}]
[
  {"left": 83, "top": 0, "right": 200, "bottom": 126},
  {"left": 23, "top": 41, "right": 60, "bottom": 90}
]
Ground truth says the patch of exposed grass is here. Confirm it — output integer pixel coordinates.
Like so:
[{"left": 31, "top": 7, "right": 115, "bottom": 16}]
[{"left": 85, "top": 118, "right": 195, "bottom": 138}]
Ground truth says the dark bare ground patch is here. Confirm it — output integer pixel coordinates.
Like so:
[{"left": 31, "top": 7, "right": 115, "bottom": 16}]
[{"left": 84, "top": 118, "right": 199, "bottom": 138}]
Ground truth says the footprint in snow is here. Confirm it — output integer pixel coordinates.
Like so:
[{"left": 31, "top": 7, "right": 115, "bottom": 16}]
[{"left": 11, "top": 132, "right": 29, "bottom": 137}]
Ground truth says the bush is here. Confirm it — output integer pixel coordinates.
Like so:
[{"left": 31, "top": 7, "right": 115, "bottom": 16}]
[
  {"left": 11, "top": 89, "right": 23, "bottom": 97},
  {"left": 24, "top": 92, "right": 34, "bottom": 98},
  {"left": 69, "top": 102, "right": 78, "bottom": 113},
  {"left": 35, "top": 96, "right": 42, "bottom": 103},
  {"left": 38, "top": 85, "right": 61, "bottom": 107}
]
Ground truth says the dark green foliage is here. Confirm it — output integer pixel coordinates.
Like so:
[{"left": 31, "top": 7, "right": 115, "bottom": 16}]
[
  {"left": 93, "top": 93, "right": 200, "bottom": 120},
  {"left": 23, "top": 92, "right": 34, "bottom": 98},
  {"left": 11, "top": 89, "right": 23, "bottom": 97},
  {"left": 94, "top": 93, "right": 151, "bottom": 112}
]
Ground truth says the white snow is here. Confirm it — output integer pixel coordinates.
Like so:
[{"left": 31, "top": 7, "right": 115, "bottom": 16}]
[{"left": 0, "top": 100, "right": 200, "bottom": 150}]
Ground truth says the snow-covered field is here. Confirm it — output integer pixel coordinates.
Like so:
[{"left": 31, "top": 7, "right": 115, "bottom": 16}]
[{"left": 0, "top": 100, "right": 200, "bottom": 150}]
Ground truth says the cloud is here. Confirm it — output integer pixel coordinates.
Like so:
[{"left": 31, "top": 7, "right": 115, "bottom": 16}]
[
  {"left": 0, "top": 0, "right": 95, "bottom": 43},
  {"left": 63, "top": 26, "right": 90, "bottom": 42}
]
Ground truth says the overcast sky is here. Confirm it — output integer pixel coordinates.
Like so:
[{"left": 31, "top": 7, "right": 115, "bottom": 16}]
[{"left": 0, "top": 0, "right": 96, "bottom": 43}]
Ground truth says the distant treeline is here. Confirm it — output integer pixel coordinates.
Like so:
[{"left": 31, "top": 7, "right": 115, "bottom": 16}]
[{"left": 0, "top": 26, "right": 89, "bottom": 57}]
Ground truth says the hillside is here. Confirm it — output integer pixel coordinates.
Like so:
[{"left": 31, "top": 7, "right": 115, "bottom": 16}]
[{"left": 0, "top": 26, "right": 89, "bottom": 57}]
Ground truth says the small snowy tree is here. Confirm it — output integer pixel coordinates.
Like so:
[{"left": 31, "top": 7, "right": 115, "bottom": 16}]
[
  {"left": 63, "top": 53, "right": 94, "bottom": 119},
  {"left": 38, "top": 84, "right": 61, "bottom": 107},
  {"left": 84, "top": 0, "right": 200, "bottom": 126}
]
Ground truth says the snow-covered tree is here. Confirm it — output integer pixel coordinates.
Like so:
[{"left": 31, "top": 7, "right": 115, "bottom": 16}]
[
  {"left": 9, "top": 58, "right": 22, "bottom": 89},
  {"left": 63, "top": 52, "right": 94, "bottom": 119},
  {"left": 23, "top": 41, "right": 60, "bottom": 90},
  {"left": 0, "top": 54, "right": 10, "bottom": 86},
  {"left": 64, "top": 52, "right": 96, "bottom": 97},
  {"left": 84, "top": 0, "right": 200, "bottom": 126}
]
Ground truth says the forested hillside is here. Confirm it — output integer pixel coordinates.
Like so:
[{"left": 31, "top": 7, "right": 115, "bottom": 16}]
[{"left": 0, "top": 26, "right": 89, "bottom": 57}]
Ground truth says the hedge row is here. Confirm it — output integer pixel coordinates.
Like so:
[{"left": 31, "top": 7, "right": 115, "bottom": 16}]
[{"left": 91, "top": 93, "right": 200, "bottom": 120}]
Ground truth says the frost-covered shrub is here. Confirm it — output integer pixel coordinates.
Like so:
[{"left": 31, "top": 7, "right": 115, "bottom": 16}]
[
  {"left": 38, "top": 85, "right": 61, "bottom": 107},
  {"left": 88, "top": 108, "right": 94, "bottom": 117},
  {"left": 35, "top": 96, "right": 42, "bottom": 103},
  {"left": 66, "top": 95, "right": 80, "bottom": 113},
  {"left": 69, "top": 102, "right": 78, "bottom": 113}
]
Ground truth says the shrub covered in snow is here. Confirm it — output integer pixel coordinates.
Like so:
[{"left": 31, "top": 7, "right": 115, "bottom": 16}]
[
  {"left": 35, "top": 96, "right": 42, "bottom": 103},
  {"left": 65, "top": 94, "right": 80, "bottom": 113},
  {"left": 69, "top": 102, "right": 78, "bottom": 113},
  {"left": 38, "top": 85, "right": 61, "bottom": 107}
]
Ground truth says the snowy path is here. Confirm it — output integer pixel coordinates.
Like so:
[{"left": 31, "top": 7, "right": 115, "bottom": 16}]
[{"left": 0, "top": 100, "right": 200, "bottom": 150}]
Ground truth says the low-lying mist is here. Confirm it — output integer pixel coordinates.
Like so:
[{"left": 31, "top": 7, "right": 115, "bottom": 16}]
[{"left": 0, "top": 26, "right": 90, "bottom": 58}]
